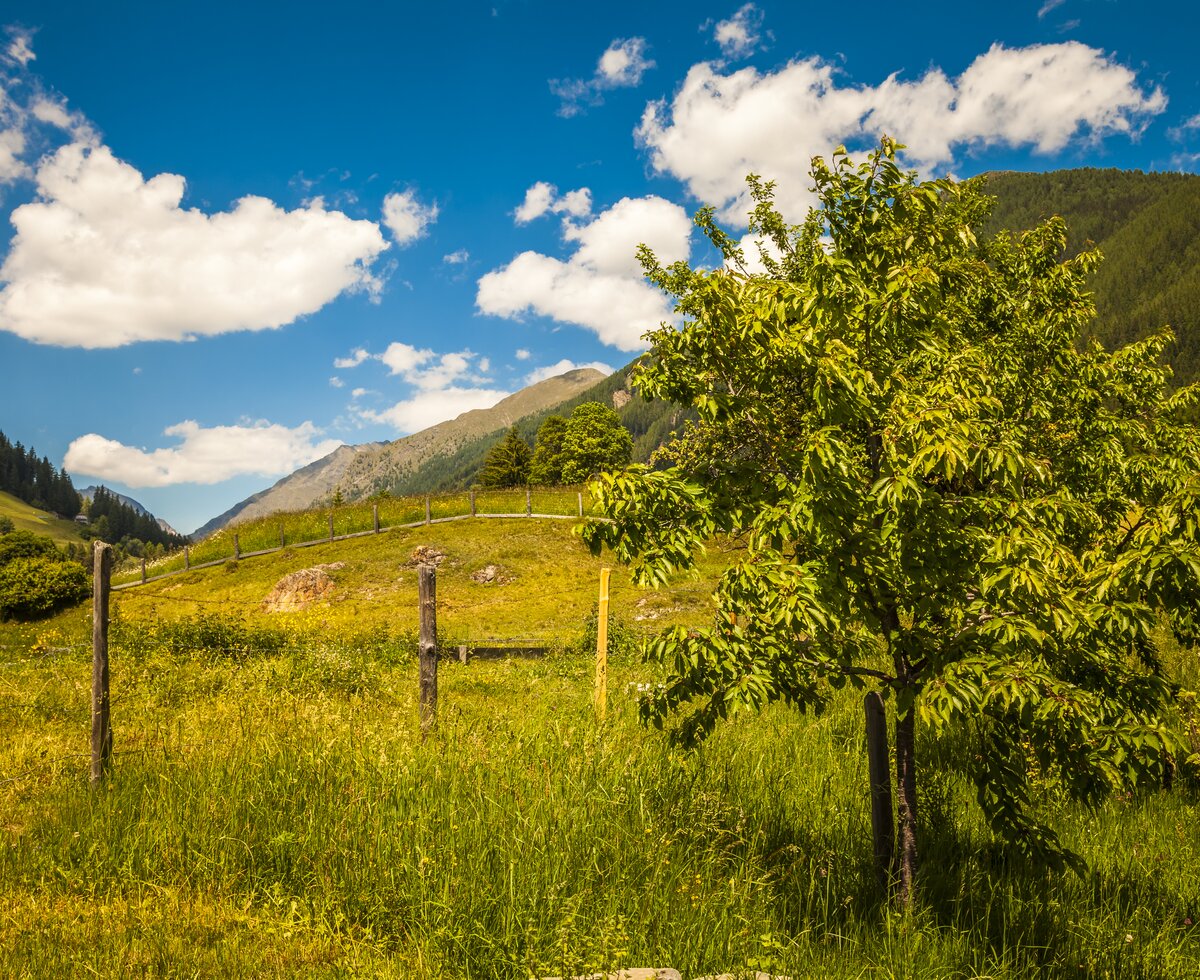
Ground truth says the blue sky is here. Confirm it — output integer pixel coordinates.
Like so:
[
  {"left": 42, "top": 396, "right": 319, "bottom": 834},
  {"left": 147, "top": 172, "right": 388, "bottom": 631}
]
[{"left": 0, "top": 0, "right": 1196, "bottom": 534}]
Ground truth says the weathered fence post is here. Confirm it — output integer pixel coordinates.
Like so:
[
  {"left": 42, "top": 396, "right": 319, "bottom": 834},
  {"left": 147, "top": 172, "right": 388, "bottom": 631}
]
[
  {"left": 328, "top": 513, "right": 335, "bottom": 542},
  {"left": 577, "top": 492, "right": 583, "bottom": 518},
  {"left": 864, "top": 691, "right": 894, "bottom": 889},
  {"left": 140, "top": 557, "right": 146, "bottom": 584},
  {"left": 91, "top": 542, "right": 113, "bottom": 784},
  {"left": 418, "top": 563, "right": 438, "bottom": 738},
  {"left": 233, "top": 534, "right": 240, "bottom": 560},
  {"left": 470, "top": 490, "right": 476, "bottom": 518},
  {"left": 526, "top": 489, "right": 531, "bottom": 517},
  {"left": 425, "top": 496, "right": 431, "bottom": 525},
  {"left": 595, "top": 567, "right": 611, "bottom": 724},
  {"left": 279, "top": 523, "right": 285, "bottom": 548},
  {"left": 184, "top": 545, "right": 190, "bottom": 570},
  {"left": 373, "top": 503, "right": 380, "bottom": 533}
]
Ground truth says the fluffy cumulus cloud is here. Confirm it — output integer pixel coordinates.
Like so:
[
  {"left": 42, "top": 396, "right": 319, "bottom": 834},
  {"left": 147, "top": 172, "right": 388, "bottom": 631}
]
[
  {"left": 381, "top": 189, "right": 438, "bottom": 245},
  {"left": 712, "top": 4, "right": 764, "bottom": 59},
  {"left": 524, "top": 358, "right": 613, "bottom": 385},
  {"left": 334, "top": 347, "right": 370, "bottom": 369},
  {"left": 477, "top": 195, "right": 691, "bottom": 350},
  {"left": 638, "top": 42, "right": 1167, "bottom": 220},
  {"left": 378, "top": 342, "right": 492, "bottom": 391},
  {"left": 514, "top": 182, "right": 592, "bottom": 223},
  {"left": 64, "top": 420, "right": 342, "bottom": 488},
  {"left": 551, "top": 37, "right": 655, "bottom": 117},
  {"left": 0, "top": 143, "right": 389, "bottom": 347},
  {"left": 358, "top": 386, "right": 513, "bottom": 434}
]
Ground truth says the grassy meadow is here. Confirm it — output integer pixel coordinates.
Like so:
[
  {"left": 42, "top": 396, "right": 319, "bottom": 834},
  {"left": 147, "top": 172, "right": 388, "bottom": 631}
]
[
  {"left": 2, "top": 515, "right": 1199, "bottom": 977},
  {"left": 0, "top": 490, "right": 86, "bottom": 547}
]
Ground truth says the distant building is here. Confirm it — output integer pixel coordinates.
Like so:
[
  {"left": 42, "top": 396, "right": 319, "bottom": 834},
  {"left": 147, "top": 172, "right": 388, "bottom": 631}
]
[{"left": 74, "top": 514, "right": 89, "bottom": 525}]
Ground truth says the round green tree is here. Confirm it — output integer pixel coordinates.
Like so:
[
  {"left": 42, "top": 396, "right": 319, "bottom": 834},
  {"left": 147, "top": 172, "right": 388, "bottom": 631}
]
[
  {"left": 530, "top": 415, "right": 568, "bottom": 485},
  {"left": 584, "top": 140, "right": 1200, "bottom": 902},
  {"left": 561, "top": 403, "right": 633, "bottom": 484}
]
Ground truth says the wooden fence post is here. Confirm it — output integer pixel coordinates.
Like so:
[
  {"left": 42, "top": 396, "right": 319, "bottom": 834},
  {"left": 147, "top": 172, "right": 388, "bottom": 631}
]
[
  {"left": 578, "top": 492, "right": 583, "bottom": 518},
  {"left": 373, "top": 503, "right": 380, "bottom": 533},
  {"left": 140, "top": 557, "right": 147, "bottom": 584},
  {"left": 526, "top": 489, "right": 531, "bottom": 517},
  {"left": 418, "top": 563, "right": 438, "bottom": 738},
  {"left": 470, "top": 490, "right": 476, "bottom": 518},
  {"left": 233, "top": 534, "right": 240, "bottom": 560},
  {"left": 425, "top": 497, "right": 431, "bottom": 525},
  {"left": 864, "top": 691, "right": 894, "bottom": 889},
  {"left": 328, "top": 513, "right": 335, "bottom": 541},
  {"left": 595, "top": 568, "right": 611, "bottom": 724},
  {"left": 279, "top": 523, "right": 285, "bottom": 548},
  {"left": 91, "top": 542, "right": 113, "bottom": 784},
  {"left": 184, "top": 545, "right": 190, "bottom": 570}
]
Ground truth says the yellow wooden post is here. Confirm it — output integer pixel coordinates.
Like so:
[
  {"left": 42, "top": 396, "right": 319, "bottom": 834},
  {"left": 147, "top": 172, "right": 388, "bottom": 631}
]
[{"left": 595, "top": 568, "right": 611, "bottom": 723}]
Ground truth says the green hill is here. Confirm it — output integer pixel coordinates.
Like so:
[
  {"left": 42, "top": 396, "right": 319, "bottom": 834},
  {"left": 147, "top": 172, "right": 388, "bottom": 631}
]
[
  {"left": 0, "top": 490, "right": 87, "bottom": 547},
  {"left": 983, "top": 168, "right": 1200, "bottom": 384}
]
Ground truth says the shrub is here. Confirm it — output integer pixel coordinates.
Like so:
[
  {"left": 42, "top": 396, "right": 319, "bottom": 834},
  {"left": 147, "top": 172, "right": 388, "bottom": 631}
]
[{"left": 0, "top": 556, "right": 89, "bottom": 621}]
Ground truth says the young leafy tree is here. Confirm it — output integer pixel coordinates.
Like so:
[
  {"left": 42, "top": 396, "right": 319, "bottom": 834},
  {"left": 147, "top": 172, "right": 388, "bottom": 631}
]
[
  {"left": 561, "top": 402, "right": 633, "bottom": 484},
  {"left": 530, "top": 415, "right": 568, "bottom": 485},
  {"left": 583, "top": 140, "right": 1200, "bottom": 902},
  {"left": 477, "top": 426, "right": 532, "bottom": 488}
]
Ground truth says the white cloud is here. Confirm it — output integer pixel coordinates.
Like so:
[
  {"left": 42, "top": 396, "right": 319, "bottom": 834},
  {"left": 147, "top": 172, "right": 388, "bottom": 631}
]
[
  {"left": 477, "top": 195, "right": 692, "bottom": 351},
  {"left": 637, "top": 42, "right": 1167, "bottom": 220},
  {"left": 381, "top": 189, "right": 438, "bottom": 244},
  {"left": 351, "top": 387, "right": 369, "bottom": 398},
  {"left": 515, "top": 348, "right": 531, "bottom": 360},
  {"left": 443, "top": 248, "right": 470, "bottom": 264},
  {"left": 514, "top": 181, "right": 592, "bottom": 223},
  {"left": 334, "top": 347, "right": 370, "bottom": 369},
  {"left": 6, "top": 29, "right": 35, "bottom": 66},
  {"left": 551, "top": 37, "right": 655, "bottom": 117},
  {"left": 0, "top": 126, "right": 26, "bottom": 183},
  {"left": 329, "top": 376, "right": 344, "bottom": 388},
  {"left": 64, "top": 420, "right": 341, "bottom": 488},
  {"left": 360, "top": 386, "right": 513, "bottom": 434},
  {"left": 524, "top": 359, "right": 613, "bottom": 385},
  {"left": 378, "top": 341, "right": 492, "bottom": 391},
  {"left": 1038, "top": 0, "right": 1067, "bottom": 18},
  {"left": 712, "top": 4, "right": 764, "bottom": 59},
  {"left": 0, "top": 143, "right": 388, "bottom": 347}
]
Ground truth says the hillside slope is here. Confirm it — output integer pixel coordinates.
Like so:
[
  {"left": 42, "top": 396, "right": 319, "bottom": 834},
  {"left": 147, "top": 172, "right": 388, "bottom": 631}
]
[
  {"left": 196, "top": 369, "right": 603, "bottom": 536},
  {"left": 0, "top": 490, "right": 86, "bottom": 546}
]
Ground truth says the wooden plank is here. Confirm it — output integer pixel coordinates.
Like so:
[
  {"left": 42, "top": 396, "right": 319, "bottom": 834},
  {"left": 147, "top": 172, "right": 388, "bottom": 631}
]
[
  {"left": 595, "top": 568, "right": 610, "bottom": 723},
  {"left": 91, "top": 542, "right": 113, "bottom": 784},
  {"left": 864, "top": 691, "right": 894, "bottom": 890},
  {"left": 418, "top": 563, "right": 438, "bottom": 738}
]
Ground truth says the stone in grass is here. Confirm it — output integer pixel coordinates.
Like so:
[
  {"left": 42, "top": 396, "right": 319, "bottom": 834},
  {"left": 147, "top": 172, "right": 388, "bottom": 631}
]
[
  {"left": 539, "top": 970, "right": 681, "bottom": 980},
  {"left": 469, "top": 564, "right": 508, "bottom": 584},
  {"left": 408, "top": 545, "right": 446, "bottom": 566},
  {"left": 261, "top": 567, "right": 336, "bottom": 612}
]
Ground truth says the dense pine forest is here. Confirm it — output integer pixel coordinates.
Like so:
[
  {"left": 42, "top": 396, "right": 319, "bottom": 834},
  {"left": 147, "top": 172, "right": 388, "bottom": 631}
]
[{"left": 0, "top": 430, "right": 81, "bottom": 518}]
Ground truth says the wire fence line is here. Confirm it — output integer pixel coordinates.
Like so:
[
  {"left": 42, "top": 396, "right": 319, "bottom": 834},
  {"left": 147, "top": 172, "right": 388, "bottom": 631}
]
[{"left": 112, "top": 500, "right": 603, "bottom": 591}]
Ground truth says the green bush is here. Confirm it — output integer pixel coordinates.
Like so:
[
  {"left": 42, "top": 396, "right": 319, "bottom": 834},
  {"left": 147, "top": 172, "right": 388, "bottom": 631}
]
[
  {"left": 0, "top": 530, "right": 59, "bottom": 566},
  {"left": 0, "top": 555, "right": 89, "bottom": 620}
]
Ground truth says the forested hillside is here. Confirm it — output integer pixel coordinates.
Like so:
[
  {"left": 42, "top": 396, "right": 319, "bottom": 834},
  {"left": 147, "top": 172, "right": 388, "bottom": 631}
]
[
  {"left": 0, "top": 430, "right": 81, "bottom": 518},
  {"left": 389, "top": 363, "right": 693, "bottom": 494},
  {"left": 984, "top": 168, "right": 1200, "bottom": 384}
]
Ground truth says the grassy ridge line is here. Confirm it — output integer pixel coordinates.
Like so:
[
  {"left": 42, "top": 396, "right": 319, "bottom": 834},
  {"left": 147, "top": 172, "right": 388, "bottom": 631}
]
[
  {"left": 114, "top": 486, "right": 595, "bottom": 586},
  {"left": 0, "top": 489, "right": 86, "bottom": 546}
]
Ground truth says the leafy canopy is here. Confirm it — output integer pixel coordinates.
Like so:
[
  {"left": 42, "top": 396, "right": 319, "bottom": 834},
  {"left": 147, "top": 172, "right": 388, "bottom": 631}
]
[
  {"left": 583, "top": 140, "right": 1200, "bottom": 863},
  {"left": 560, "top": 402, "right": 633, "bottom": 484},
  {"left": 478, "top": 427, "right": 532, "bottom": 488}
]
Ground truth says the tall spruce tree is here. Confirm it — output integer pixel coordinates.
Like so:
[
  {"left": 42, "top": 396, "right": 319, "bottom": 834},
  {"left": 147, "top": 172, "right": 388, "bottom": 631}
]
[{"left": 477, "top": 427, "right": 532, "bottom": 488}]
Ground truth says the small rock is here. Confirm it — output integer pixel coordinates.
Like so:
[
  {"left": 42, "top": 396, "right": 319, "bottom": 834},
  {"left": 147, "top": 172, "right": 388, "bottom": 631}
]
[
  {"left": 408, "top": 545, "right": 446, "bottom": 566},
  {"left": 470, "top": 564, "right": 507, "bottom": 584},
  {"left": 261, "top": 568, "right": 336, "bottom": 612},
  {"left": 315, "top": 561, "right": 346, "bottom": 571}
]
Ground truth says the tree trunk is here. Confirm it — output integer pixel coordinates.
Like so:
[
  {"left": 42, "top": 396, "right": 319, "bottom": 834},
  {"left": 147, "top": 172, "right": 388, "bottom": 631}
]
[{"left": 893, "top": 707, "right": 918, "bottom": 905}]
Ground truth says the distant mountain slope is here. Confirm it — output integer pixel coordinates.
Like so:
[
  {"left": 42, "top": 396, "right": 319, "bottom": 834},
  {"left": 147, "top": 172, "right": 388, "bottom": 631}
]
[
  {"left": 391, "top": 361, "right": 692, "bottom": 495},
  {"left": 79, "top": 485, "right": 181, "bottom": 536},
  {"left": 983, "top": 168, "right": 1200, "bottom": 384},
  {"left": 194, "top": 369, "right": 604, "bottom": 537}
]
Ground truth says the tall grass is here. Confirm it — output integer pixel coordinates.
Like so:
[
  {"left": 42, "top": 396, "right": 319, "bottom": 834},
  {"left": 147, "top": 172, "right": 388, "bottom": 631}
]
[{"left": 2, "top": 621, "right": 1198, "bottom": 978}]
